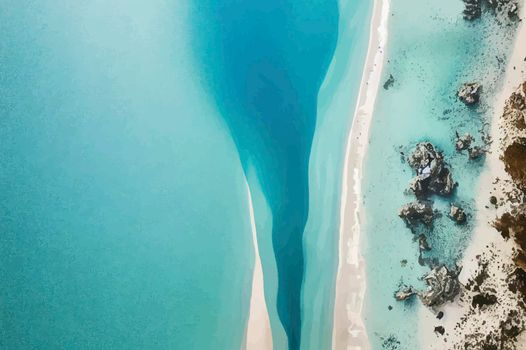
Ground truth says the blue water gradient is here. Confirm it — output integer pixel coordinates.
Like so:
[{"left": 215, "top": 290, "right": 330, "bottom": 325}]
[
  {"left": 189, "top": 1, "right": 339, "bottom": 348},
  {"left": 0, "top": 1, "right": 255, "bottom": 349}
]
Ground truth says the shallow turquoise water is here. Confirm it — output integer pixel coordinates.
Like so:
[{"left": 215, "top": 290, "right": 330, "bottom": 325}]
[
  {"left": 362, "top": 0, "right": 517, "bottom": 348},
  {"left": 0, "top": 2, "right": 254, "bottom": 349}
]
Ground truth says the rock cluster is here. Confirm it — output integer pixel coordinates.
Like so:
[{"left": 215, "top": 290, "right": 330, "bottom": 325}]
[
  {"left": 468, "top": 145, "right": 486, "bottom": 160},
  {"left": 419, "top": 265, "right": 461, "bottom": 307},
  {"left": 462, "top": 0, "right": 519, "bottom": 21},
  {"left": 458, "top": 82, "right": 482, "bottom": 105},
  {"left": 407, "top": 142, "right": 456, "bottom": 197},
  {"left": 449, "top": 204, "right": 467, "bottom": 224},
  {"left": 394, "top": 285, "right": 416, "bottom": 301},
  {"left": 455, "top": 132, "right": 474, "bottom": 151},
  {"left": 503, "top": 139, "right": 526, "bottom": 191},
  {"left": 398, "top": 200, "right": 434, "bottom": 228},
  {"left": 463, "top": 0, "right": 482, "bottom": 20}
]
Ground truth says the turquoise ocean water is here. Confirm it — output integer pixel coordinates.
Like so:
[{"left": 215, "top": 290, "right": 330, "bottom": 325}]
[
  {"left": 362, "top": 0, "right": 517, "bottom": 348},
  {"left": 1, "top": 0, "right": 374, "bottom": 349}
]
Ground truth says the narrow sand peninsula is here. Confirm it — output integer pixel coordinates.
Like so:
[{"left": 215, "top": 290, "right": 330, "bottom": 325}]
[
  {"left": 244, "top": 184, "right": 272, "bottom": 350},
  {"left": 421, "top": 6, "right": 526, "bottom": 349},
  {"left": 332, "top": 0, "right": 390, "bottom": 348}
]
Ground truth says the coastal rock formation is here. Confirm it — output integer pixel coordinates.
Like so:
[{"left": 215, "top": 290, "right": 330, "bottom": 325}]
[
  {"left": 458, "top": 82, "right": 482, "bottom": 105},
  {"left": 486, "top": 0, "right": 520, "bottom": 19},
  {"left": 455, "top": 132, "right": 474, "bottom": 151},
  {"left": 394, "top": 285, "right": 416, "bottom": 301},
  {"left": 398, "top": 200, "right": 434, "bottom": 227},
  {"left": 407, "top": 142, "right": 456, "bottom": 197},
  {"left": 493, "top": 205, "right": 526, "bottom": 271},
  {"left": 468, "top": 145, "right": 486, "bottom": 160},
  {"left": 419, "top": 234, "right": 432, "bottom": 251},
  {"left": 503, "top": 139, "right": 526, "bottom": 191},
  {"left": 463, "top": 0, "right": 482, "bottom": 20},
  {"left": 418, "top": 265, "right": 461, "bottom": 307},
  {"left": 449, "top": 204, "right": 467, "bottom": 224}
]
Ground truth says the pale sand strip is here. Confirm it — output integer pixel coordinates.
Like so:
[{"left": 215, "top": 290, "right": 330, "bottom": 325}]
[
  {"left": 244, "top": 183, "right": 273, "bottom": 350},
  {"left": 421, "top": 6, "right": 526, "bottom": 348},
  {"left": 332, "top": 0, "right": 390, "bottom": 349}
]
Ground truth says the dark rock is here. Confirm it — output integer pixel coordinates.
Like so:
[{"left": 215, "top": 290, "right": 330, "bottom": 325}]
[
  {"left": 468, "top": 146, "right": 486, "bottom": 160},
  {"left": 419, "top": 234, "right": 432, "bottom": 251},
  {"left": 383, "top": 74, "right": 395, "bottom": 90},
  {"left": 503, "top": 139, "right": 526, "bottom": 191},
  {"left": 437, "top": 311, "right": 444, "bottom": 319},
  {"left": 449, "top": 204, "right": 467, "bottom": 224},
  {"left": 490, "top": 195, "right": 498, "bottom": 205},
  {"left": 394, "top": 285, "right": 416, "bottom": 301},
  {"left": 472, "top": 293, "right": 498, "bottom": 308},
  {"left": 463, "top": 0, "right": 482, "bottom": 20},
  {"left": 434, "top": 326, "right": 445, "bottom": 335},
  {"left": 458, "top": 82, "right": 482, "bottom": 105},
  {"left": 418, "top": 265, "right": 461, "bottom": 307},
  {"left": 399, "top": 200, "right": 435, "bottom": 227},
  {"left": 407, "top": 142, "right": 455, "bottom": 197},
  {"left": 455, "top": 132, "right": 474, "bottom": 151}
]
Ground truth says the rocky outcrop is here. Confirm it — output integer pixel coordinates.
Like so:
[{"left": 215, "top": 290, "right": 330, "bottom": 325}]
[
  {"left": 468, "top": 145, "right": 486, "bottom": 160},
  {"left": 394, "top": 285, "right": 416, "bottom": 301},
  {"left": 502, "top": 139, "right": 526, "bottom": 191},
  {"left": 407, "top": 143, "right": 456, "bottom": 197},
  {"left": 486, "top": 0, "right": 520, "bottom": 18},
  {"left": 463, "top": 0, "right": 482, "bottom": 20},
  {"left": 455, "top": 132, "right": 474, "bottom": 151},
  {"left": 399, "top": 200, "right": 435, "bottom": 227},
  {"left": 418, "top": 265, "right": 461, "bottom": 307},
  {"left": 493, "top": 205, "right": 526, "bottom": 271},
  {"left": 449, "top": 204, "right": 467, "bottom": 224},
  {"left": 419, "top": 234, "right": 432, "bottom": 251},
  {"left": 458, "top": 82, "right": 482, "bottom": 105}
]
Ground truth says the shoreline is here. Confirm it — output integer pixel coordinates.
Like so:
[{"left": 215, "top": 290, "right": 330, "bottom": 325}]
[
  {"left": 244, "top": 183, "right": 273, "bottom": 350},
  {"left": 420, "top": 6, "right": 526, "bottom": 348},
  {"left": 331, "top": 0, "right": 390, "bottom": 348}
]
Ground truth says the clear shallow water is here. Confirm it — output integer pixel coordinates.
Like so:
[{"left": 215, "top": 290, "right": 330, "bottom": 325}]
[
  {"left": 362, "top": 0, "right": 517, "bottom": 348},
  {"left": 0, "top": 2, "right": 254, "bottom": 349}
]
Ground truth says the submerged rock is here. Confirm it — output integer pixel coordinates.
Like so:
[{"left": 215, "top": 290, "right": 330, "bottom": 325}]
[
  {"left": 458, "top": 82, "right": 482, "bottom": 105},
  {"left": 394, "top": 285, "right": 416, "bottom": 301},
  {"left": 418, "top": 265, "right": 461, "bottom": 307},
  {"left": 418, "top": 234, "right": 432, "bottom": 251},
  {"left": 449, "top": 204, "right": 467, "bottom": 224},
  {"left": 399, "top": 200, "right": 435, "bottom": 227},
  {"left": 463, "top": 0, "right": 482, "bottom": 20},
  {"left": 407, "top": 142, "right": 456, "bottom": 197},
  {"left": 383, "top": 74, "right": 395, "bottom": 90},
  {"left": 468, "top": 146, "right": 486, "bottom": 160},
  {"left": 455, "top": 132, "right": 474, "bottom": 151}
]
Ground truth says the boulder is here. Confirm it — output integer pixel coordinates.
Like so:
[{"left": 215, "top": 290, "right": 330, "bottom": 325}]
[
  {"left": 418, "top": 265, "right": 461, "bottom": 307},
  {"left": 419, "top": 234, "right": 432, "bottom": 251},
  {"left": 399, "top": 201, "right": 435, "bottom": 227},
  {"left": 407, "top": 142, "right": 456, "bottom": 197},
  {"left": 455, "top": 132, "right": 474, "bottom": 151},
  {"left": 449, "top": 204, "right": 467, "bottom": 224},
  {"left": 468, "top": 146, "right": 486, "bottom": 160},
  {"left": 458, "top": 82, "right": 482, "bottom": 105},
  {"left": 394, "top": 285, "right": 416, "bottom": 301}
]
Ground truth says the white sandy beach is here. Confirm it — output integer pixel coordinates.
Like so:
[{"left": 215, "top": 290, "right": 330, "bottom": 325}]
[
  {"left": 332, "top": 0, "right": 390, "bottom": 348},
  {"left": 244, "top": 183, "right": 273, "bottom": 350},
  {"left": 421, "top": 6, "right": 526, "bottom": 349}
]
